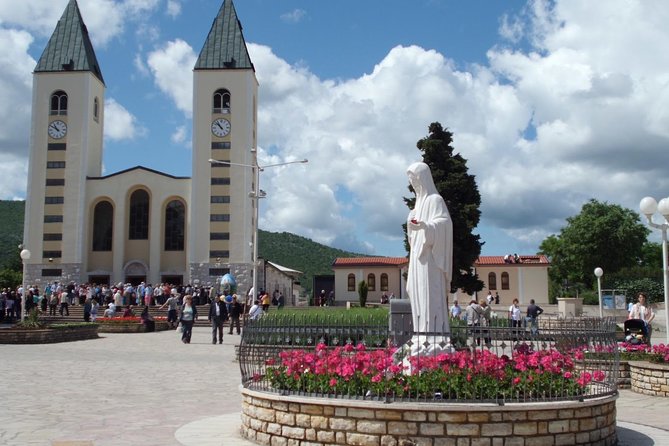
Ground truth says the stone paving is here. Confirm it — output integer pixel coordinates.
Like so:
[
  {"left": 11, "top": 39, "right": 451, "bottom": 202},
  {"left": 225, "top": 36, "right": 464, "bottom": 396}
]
[{"left": 0, "top": 325, "right": 668, "bottom": 446}]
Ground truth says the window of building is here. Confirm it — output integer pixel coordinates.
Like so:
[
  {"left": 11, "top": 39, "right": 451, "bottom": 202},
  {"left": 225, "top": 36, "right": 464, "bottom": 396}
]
[
  {"left": 46, "top": 161, "right": 66, "bottom": 168},
  {"left": 347, "top": 274, "right": 355, "bottom": 292},
  {"left": 209, "top": 250, "right": 229, "bottom": 258},
  {"left": 380, "top": 273, "right": 389, "bottom": 291},
  {"left": 45, "top": 196, "right": 64, "bottom": 204},
  {"left": 210, "top": 232, "right": 230, "bottom": 240},
  {"left": 46, "top": 178, "right": 65, "bottom": 186},
  {"left": 42, "top": 269, "right": 62, "bottom": 277},
  {"left": 50, "top": 90, "right": 68, "bottom": 115},
  {"left": 92, "top": 201, "right": 113, "bottom": 251},
  {"left": 43, "top": 250, "right": 62, "bottom": 258},
  {"left": 43, "top": 233, "right": 62, "bottom": 241},
  {"left": 44, "top": 215, "right": 63, "bottom": 223},
  {"left": 164, "top": 200, "right": 185, "bottom": 251},
  {"left": 367, "top": 273, "right": 376, "bottom": 291},
  {"left": 93, "top": 97, "right": 99, "bottom": 121},
  {"left": 211, "top": 196, "right": 230, "bottom": 203},
  {"left": 210, "top": 214, "right": 230, "bottom": 222},
  {"left": 501, "top": 272, "right": 510, "bottom": 290},
  {"left": 211, "top": 142, "right": 231, "bottom": 149},
  {"left": 213, "top": 89, "right": 231, "bottom": 113},
  {"left": 128, "top": 190, "right": 149, "bottom": 240},
  {"left": 211, "top": 177, "right": 231, "bottom": 185},
  {"left": 209, "top": 268, "right": 230, "bottom": 277},
  {"left": 488, "top": 272, "right": 497, "bottom": 290},
  {"left": 47, "top": 143, "right": 66, "bottom": 150}
]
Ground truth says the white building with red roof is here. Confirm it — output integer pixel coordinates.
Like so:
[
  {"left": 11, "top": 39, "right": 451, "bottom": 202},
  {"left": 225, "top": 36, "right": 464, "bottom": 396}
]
[{"left": 332, "top": 257, "right": 409, "bottom": 303}]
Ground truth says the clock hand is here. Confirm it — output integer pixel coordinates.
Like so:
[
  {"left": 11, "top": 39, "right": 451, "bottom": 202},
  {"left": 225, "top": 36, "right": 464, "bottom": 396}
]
[{"left": 217, "top": 122, "right": 225, "bottom": 130}]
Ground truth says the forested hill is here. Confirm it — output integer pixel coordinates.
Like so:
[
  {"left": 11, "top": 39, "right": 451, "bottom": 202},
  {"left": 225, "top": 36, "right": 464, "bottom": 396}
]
[
  {"left": 258, "top": 229, "right": 367, "bottom": 293},
  {"left": 0, "top": 200, "right": 374, "bottom": 293},
  {"left": 0, "top": 200, "right": 24, "bottom": 270}
]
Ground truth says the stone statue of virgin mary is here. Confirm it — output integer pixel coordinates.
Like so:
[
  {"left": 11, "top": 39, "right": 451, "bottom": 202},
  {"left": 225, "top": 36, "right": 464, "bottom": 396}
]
[{"left": 405, "top": 161, "right": 453, "bottom": 355}]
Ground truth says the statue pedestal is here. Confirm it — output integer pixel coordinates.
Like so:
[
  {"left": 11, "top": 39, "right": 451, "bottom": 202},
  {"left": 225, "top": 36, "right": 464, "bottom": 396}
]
[{"left": 557, "top": 298, "right": 583, "bottom": 318}]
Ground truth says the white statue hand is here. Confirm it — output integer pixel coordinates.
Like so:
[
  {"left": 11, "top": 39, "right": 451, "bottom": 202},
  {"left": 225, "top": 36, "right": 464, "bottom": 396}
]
[{"left": 409, "top": 219, "right": 426, "bottom": 230}]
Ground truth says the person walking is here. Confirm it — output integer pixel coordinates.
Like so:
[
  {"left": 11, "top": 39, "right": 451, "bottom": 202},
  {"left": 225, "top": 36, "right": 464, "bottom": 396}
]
[
  {"left": 449, "top": 300, "right": 462, "bottom": 319},
  {"left": 178, "top": 295, "right": 198, "bottom": 344},
  {"left": 526, "top": 299, "right": 544, "bottom": 335},
  {"left": 83, "top": 297, "right": 92, "bottom": 322},
  {"left": 465, "top": 299, "right": 481, "bottom": 345},
  {"left": 478, "top": 299, "right": 492, "bottom": 347},
  {"left": 228, "top": 294, "right": 242, "bottom": 335},
  {"left": 59, "top": 289, "right": 69, "bottom": 316},
  {"left": 508, "top": 299, "right": 522, "bottom": 328},
  {"left": 208, "top": 295, "right": 228, "bottom": 344},
  {"left": 159, "top": 293, "right": 180, "bottom": 329},
  {"left": 90, "top": 299, "right": 99, "bottom": 322}
]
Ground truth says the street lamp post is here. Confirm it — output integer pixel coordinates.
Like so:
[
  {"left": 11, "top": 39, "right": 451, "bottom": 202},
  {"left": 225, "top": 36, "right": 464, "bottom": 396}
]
[
  {"left": 639, "top": 196, "right": 669, "bottom": 343},
  {"left": 209, "top": 157, "right": 307, "bottom": 304},
  {"left": 594, "top": 267, "right": 603, "bottom": 318},
  {"left": 19, "top": 247, "right": 31, "bottom": 322}
]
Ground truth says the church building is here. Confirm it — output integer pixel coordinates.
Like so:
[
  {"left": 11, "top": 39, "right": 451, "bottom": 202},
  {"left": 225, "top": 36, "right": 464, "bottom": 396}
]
[{"left": 22, "top": 0, "right": 258, "bottom": 291}]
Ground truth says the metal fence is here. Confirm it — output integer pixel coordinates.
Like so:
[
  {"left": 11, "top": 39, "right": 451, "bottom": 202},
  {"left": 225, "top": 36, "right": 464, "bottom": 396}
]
[{"left": 239, "top": 313, "right": 618, "bottom": 404}]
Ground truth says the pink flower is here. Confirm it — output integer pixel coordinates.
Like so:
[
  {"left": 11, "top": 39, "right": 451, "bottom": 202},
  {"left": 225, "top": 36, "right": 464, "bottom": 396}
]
[
  {"left": 563, "top": 371, "right": 572, "bottom": 379},
  {"left": 513, "top": 377, "right": 521, "bottom": 385},
  {"left": 371, "top": 374, "right": 382, "bottom": 383},
  {"left": 593, "top": 371, "right": 605, "bottom": 382},
  {"left": 329, "top": 378, "right": 338, "bottom": 387}
]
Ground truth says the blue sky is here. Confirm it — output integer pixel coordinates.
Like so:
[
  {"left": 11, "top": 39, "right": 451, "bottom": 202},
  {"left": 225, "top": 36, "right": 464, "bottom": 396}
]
[{"left": 2, "top": 0, "right": 669, "bottom": 258}]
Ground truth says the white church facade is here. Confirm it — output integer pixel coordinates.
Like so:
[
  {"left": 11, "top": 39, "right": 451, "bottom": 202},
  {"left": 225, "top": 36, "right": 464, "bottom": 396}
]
[{"left": 22, "top": 0, "right": 259, "bottom": 290}]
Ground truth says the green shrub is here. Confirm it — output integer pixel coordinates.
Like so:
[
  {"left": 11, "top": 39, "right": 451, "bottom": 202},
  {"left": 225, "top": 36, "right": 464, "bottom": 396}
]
[{"left": 357, "top": 280, "right": 368, "bottom": 307}]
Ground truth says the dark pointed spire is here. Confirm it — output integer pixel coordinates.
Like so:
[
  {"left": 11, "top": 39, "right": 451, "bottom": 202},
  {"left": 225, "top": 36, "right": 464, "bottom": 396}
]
[
  {"left": 35, "top": 0, "right": 104, "bottom": 84},
  {"left": 195, "top": 0, "right": 254, "bottom": 71}
]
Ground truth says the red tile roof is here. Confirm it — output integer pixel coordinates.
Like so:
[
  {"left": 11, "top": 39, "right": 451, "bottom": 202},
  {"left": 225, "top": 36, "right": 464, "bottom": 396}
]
[
  {"left": 332, "top": 257, "right": 408, "bottom": 267},
  {"left": 476, "top": 255, "right": 550, "bottom": 266}
]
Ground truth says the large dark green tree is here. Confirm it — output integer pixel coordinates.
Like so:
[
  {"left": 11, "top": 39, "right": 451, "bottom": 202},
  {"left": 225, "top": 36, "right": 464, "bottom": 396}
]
[
  {"left": 539, "top": 199, "right": 650, "bottom": 290},
  {"left": 404, "top": 122, "right": 483, "bottom": 294}
]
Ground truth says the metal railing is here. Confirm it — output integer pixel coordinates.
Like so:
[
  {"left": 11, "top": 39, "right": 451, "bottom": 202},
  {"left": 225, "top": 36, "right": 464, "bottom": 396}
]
[{"left": 239, "top": 313, "right": 618, "bottom": 404}]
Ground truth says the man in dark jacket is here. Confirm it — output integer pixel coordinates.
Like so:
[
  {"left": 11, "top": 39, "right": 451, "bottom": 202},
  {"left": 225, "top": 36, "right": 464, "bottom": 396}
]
[
  {"left": 208, "top": 295, "right": 229, "bottom": 344},
  {"left": 526, "top": 299, "right": 544, "bottom": 335},
  {"left": 228, "top": 294, "right": 242, "bottom": 335}
]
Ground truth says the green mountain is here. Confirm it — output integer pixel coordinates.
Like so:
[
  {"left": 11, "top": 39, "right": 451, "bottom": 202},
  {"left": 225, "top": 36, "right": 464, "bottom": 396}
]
[
  {"left": 0, "top": 200, "right": 24, "bottom": 270},
  {"left": 0, "top": 201, "right": 372, "bottom": 293},
  {"left": 258, "top": 229, "right": 367, "bottom": 294}
]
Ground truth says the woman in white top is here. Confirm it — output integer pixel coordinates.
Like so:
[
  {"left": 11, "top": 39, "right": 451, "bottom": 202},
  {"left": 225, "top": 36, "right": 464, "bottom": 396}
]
[
  {"left": 628, "top": 292, "right": 655, "bottom": 342},
  {"left": 508, "top": 298, "right": 522, "bottom": 328}
]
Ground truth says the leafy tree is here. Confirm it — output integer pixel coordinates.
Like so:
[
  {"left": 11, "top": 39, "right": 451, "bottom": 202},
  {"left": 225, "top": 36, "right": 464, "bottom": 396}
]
[
  {"left": 357, "top": 280, "right": 368, "bottom": 307},
  {"left": 539, "top": 199, "right": 649, "bottom": 291},
  {"left": 404, "top": 122, "right": 483, "bottom": 294}
]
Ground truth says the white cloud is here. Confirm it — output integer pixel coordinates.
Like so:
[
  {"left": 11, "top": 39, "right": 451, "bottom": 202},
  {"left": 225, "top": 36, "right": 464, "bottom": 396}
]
[
  {"left": 171, "top": 125, "right": 188, "bottom": 145},
  {"left": 166, "top": 0, "right": 181, "bottom": 19},
  {"left": 146, "top": 39, "right": 196, "bottom": 116},
  {"left": 280, "top": 9, "right": 307, "bottom": 24},
  {"left": 104, "top": 98, "right": 145, "bottom": 141}
]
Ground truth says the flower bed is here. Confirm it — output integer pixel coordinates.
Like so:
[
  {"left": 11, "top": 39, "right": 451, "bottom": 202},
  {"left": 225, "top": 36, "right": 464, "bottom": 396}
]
[
  {"left": 264, "top": 343, "right": 607, "bottom": 402},
  {"left": 95, "top": 316, "right": 170, "bottom": 333},
  {"left": 629, "top": 360, "right": 669, "bottom": 397},
  {"left": 0, "top": 323, "right": 99, "bottom": 344}
]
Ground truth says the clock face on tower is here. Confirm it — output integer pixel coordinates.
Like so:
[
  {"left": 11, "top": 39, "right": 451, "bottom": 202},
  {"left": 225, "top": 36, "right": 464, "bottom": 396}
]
[
  {"left": 48, "top": 120, "right": 67, "bottom": 139},
  {"left": 211, "top": 118, "right": 231, "bottom": 137}
]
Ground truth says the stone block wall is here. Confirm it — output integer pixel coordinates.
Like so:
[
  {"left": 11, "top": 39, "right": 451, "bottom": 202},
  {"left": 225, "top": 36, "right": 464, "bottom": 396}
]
[
  {"left": 629, "top": 361, "right": 669, "bottom": 397},
  {"left": 240, "top": 388, "right": 617, "bottom": 446},
  {"left": 0, "top": 325, "right": 99, "bottom": 344}
]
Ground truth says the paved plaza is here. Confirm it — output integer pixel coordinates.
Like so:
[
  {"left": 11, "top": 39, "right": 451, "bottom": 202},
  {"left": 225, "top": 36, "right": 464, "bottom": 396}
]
[{"left": 1, "top": 326, "right": 668, "bottom": 446}]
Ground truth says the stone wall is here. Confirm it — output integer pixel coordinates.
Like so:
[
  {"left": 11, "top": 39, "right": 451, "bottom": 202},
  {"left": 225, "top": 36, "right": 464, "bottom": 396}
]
[
  {"left": 240, "top": 387, "right": 617, "bottom": 446},
  {"left": 629, "top": 361, "right": 669, "bottom": 397},
  {"left": 0, "top": 325, "right": 99, "bottom": 344}
]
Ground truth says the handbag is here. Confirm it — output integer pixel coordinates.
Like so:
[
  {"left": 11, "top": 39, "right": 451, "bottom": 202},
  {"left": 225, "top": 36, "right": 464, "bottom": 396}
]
[{"left": 177, "top": 322, "right": 183, "bottom": 333}]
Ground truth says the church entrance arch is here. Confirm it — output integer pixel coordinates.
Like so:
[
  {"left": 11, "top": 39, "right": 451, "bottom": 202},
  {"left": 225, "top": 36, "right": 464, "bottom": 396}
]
[{"left": 124, "top": 261, "right": 147, "bottom": 286}]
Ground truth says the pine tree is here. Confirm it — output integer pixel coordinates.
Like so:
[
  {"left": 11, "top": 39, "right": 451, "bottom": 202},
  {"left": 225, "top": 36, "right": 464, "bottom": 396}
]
[{"left": 404, "top": 122, "right": 484, "bottom": 294}]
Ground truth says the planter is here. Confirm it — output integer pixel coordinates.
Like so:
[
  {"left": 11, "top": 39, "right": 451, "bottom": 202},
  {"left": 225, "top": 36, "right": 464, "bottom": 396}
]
[
  {"left": 241, "top": 387, "right": 618, "bottom": 446},
  {"left": 629, "top": 360, "right": 669, "bottom": 397},
  {"left": 0, "top": 324, "right": 99, "bottom": 344},
  {"left": 576, "top": 359, "right": 630, "bottom": 389},
  {"left": 96, "top": 320, "right": 171, "bottom": 333}
]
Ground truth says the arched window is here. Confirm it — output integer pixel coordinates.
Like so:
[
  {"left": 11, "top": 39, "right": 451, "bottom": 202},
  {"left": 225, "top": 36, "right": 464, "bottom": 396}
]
[
  {"left": 380, "top": 273, "right": 389, "bottom": 291},
  {"left": 367, "top": 273, "right": 376, "bottom": 291},
  {"left": 92, "top": 201, "right": 113, "bottom": 251},
  {"left": 93, "top": 97, "right": 99, "bottom": 121},
  {"left": 128, "top": 190, "right": 149, "bottom": 240},
  {"left": 164, "top": 200, "right": 185, "bottom": 251},
  {"left": 50, "top": 90, "right": 68, "bottom": 115},
  {"left": 213, "top": 89, "right": 231, "bottom": 113},
  {"left": 488, "top": 272, "right": 497, "bottom": 290},
  {"left": 347, "top": 274, "right": 355, "bottom": 292},
  {"left": 501, "top": 272, "right": 510, "bottom": 290}
]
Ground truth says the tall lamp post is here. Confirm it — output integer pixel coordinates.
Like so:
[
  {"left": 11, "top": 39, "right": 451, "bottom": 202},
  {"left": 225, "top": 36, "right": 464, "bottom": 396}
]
[
  {"left": 19, "top": 246, "right": 31, "bottom": 322},
  {"left": 594, "top": 267, "right": 603, "bottom": 318},
  {"left": 639, "top": 196, "right": 669, "bottom": 343},
  {"left": 209, "top": 157, "right": 307, "bottom": 304}
]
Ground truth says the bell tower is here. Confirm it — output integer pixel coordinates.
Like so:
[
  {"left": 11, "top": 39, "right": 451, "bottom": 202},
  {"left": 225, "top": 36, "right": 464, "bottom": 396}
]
[
  {"left": 23, "top": 0, "right": 105, "bottom": 285},
  {"left": 189, "top": 0, "right": 258, "bottom": 289}
]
